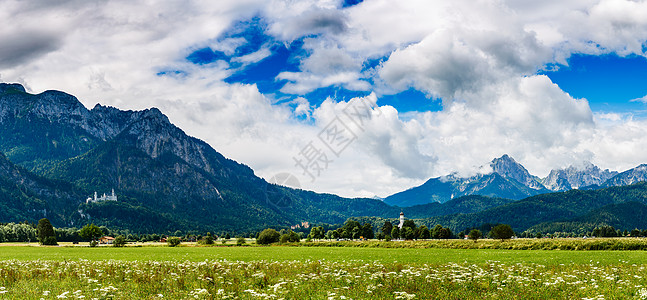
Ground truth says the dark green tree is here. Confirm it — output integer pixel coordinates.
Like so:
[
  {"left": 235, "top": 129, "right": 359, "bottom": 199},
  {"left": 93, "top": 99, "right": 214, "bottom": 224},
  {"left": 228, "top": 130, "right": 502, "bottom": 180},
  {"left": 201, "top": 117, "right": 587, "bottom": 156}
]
[
  {"left": 418, "top": 225, "right": 431, "bottom": 240},
  {"left": 167, "top": 236, "right": 181, "bottom": 247},
  {"left": 308, "top": 226, "right": 325, "bottom": 241},
  {"left": 401, "top": 227, "right": 415, "bottom": 240},
  {"left": 468, "top": 229, "right": 482, "bottom": 242},
  {"left": 381, "top": 221, "right": 393, "bottom": 238},
  {"left": 79, "top": 224, "right": 103, "bottom": 244},
  {"left": 361, "top": 223, "right": 374, "bottom": 239},
  {"left": 351, "top": 226, "right": 361, "bottom": 240},
  {"left": 438, "top": 227, "right": 452, "bottom": 239},
  {"left": 490, "top": 224, "right": 514, "bottom": 241},
  {"left": 391, "top": 227, "right": 400, "bottom": 239},
  {"left": 402, "top": 220, "right": 416, "bottom": 230},
  {"left": 431, "top": 224, "right": 443, "bottom": 239},
  {"left": 113, "top": 235, "right": 126, "bottom": 247},
  {"left": 257, "top": 229, "right": 280, "bottom": 245},
  {"left": 37, "top": 218, "right": 57, "bottom": 245},
  {"left": 204, "top": 232, "right": 214, "bottom": 245},
  {"left": 280, "top": 230, "right": 300, "bottom": 243}
]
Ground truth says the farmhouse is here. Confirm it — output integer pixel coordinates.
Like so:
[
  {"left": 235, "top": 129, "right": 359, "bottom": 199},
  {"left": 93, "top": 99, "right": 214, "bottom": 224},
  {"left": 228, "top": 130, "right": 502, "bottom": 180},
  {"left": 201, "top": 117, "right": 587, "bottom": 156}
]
[{"left": 99, "top": 236, "right": 115, "bottom": 244}]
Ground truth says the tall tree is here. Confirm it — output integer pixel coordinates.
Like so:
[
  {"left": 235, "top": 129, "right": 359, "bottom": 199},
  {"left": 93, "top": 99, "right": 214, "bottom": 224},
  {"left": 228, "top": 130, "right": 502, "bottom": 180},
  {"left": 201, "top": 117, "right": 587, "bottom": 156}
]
[
  {"left": 418, "top": 225, "right": 431, "bottom": 240},
  {"left": 381, "top": 221, "right": 393, "bottom": 237},
  {"left": 391, "top": 227, "right": 400, "bottom": 240},
  {"left": 37, "top": 218, "right": 57, "bottom": 245},
  {"left": 361, "top": 223, "right": 374, "bottom": 239}
]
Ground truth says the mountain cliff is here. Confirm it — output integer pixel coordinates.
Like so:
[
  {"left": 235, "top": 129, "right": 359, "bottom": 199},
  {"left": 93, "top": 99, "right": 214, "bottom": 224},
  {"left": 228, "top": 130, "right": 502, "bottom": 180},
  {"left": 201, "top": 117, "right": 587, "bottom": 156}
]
[{"left": 542, "top": 162, "right": 618, "bottom": 191}]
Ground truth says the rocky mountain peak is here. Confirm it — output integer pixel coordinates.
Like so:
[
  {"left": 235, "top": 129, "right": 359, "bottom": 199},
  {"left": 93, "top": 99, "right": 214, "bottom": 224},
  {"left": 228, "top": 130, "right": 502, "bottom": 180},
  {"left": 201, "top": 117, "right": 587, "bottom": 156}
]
[
  {"left": 490, "top": 154, "right": 543, "bottom": 190},
  {"left": 542, "top": 162, "right": 618, "bottom": 191}
]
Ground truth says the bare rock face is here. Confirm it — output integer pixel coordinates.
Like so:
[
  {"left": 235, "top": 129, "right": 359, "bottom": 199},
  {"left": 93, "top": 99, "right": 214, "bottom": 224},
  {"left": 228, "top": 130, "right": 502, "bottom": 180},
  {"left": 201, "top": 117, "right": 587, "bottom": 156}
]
[
  {"left": 602, "top": 164, "right": 647, "bottom": 188},
  {"left": 490, "top": 154, "right": 544, "bottom": 190},
  {"left": 0, "top": 83, "right": 254, "bottom": 181},
  {"left": 543, "top": 163, "right": 618, "bottom": 191}
]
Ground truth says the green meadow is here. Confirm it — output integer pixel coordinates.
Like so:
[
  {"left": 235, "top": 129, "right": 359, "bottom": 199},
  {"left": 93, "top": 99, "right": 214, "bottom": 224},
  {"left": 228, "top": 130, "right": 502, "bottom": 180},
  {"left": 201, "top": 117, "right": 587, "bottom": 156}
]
[{"left": 2, "top": 241, "right": 647, "bottom": 299}]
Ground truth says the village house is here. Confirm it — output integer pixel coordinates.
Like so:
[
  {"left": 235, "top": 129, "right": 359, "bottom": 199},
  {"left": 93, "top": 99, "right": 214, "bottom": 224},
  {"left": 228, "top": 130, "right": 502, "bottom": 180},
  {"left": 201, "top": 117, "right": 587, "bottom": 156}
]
[{"left": 99, "top": 236, "right": 115, "bottom": 244}]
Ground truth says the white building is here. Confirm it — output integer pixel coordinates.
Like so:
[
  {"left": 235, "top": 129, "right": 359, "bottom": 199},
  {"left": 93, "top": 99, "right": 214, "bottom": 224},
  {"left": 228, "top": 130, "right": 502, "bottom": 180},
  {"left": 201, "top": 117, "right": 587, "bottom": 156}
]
[
  {"left": 398, "top": 211, "right": 405, "bottom": 229},
  {"left": 86, "top": 189, "right": 117, "bottom": 203}
]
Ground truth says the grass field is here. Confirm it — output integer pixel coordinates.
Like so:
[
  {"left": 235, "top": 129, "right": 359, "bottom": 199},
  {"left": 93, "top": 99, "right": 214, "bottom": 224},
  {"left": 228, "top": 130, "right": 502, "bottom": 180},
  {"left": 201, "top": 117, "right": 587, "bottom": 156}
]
[{"left": 2, "top": 241, "right": 647, "bottom": 299}]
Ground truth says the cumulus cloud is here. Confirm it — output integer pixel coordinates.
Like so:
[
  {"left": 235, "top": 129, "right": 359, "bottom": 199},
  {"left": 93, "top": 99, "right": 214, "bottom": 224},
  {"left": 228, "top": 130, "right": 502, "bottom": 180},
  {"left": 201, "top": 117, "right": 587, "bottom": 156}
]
[{"left": 3, "top": 0, "right": 647, "bottom": 198}]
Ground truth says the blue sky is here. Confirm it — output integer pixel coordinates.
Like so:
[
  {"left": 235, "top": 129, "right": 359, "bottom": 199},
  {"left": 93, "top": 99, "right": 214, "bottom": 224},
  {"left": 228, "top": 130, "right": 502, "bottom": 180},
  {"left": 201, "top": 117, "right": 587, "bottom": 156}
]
[
  {"left": 182, "top": 15, "right": 647, "bottom": 116},
  {"left": 543, "top": 54, "right": 647, "bottom": 114}
]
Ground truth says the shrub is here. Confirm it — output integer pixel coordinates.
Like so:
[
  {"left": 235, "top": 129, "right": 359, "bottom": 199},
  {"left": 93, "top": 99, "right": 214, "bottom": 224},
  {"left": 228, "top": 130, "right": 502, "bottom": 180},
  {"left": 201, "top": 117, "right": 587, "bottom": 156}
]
[
  {"left": 167, "top": 237, "right": 181, "bottom": 247},
  {"left": 257, "top": 229, "right": 281, "bottom": 245},
  {"left": 204, "top": 233, "right": 214, "bottom": 245},
  {"left": 490, "top": 224, "right": 514, "bottom": 241},
  {"left": 113, "top": 235, "right": 126, "bottom": 247},
  {"left": 280, "top": 230, "right": 300, "bottom": 243},
  {"left": 237, "top": 237, "right": 246, "bottom": 246}
]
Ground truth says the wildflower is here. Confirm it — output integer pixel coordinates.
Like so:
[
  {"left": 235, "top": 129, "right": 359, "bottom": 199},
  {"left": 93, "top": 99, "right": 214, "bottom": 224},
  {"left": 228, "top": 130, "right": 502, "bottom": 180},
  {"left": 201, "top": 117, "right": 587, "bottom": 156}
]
[{"left": 638, "top": 288, "right": 647, "bottom": 300}]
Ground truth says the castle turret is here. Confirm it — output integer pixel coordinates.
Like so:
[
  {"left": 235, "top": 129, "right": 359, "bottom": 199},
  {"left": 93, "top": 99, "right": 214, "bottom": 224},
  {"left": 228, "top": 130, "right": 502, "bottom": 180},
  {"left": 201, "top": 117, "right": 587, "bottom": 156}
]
[{"left": 398, "top": 211, "right": 405, "bottom": 229}]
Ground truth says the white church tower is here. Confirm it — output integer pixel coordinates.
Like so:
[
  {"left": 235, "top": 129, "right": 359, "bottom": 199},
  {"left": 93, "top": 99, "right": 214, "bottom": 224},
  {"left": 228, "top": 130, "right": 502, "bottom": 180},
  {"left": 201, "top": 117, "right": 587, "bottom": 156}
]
[{"left": 398, "top": 211, "right": 405, "bottom": 229}]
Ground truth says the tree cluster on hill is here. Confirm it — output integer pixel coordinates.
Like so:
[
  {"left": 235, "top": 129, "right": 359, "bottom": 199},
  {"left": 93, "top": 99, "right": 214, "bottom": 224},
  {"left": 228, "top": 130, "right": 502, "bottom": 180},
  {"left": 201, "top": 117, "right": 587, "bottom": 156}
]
[{"left": 377, "top": 220, "right": 451, "bottom": 240}]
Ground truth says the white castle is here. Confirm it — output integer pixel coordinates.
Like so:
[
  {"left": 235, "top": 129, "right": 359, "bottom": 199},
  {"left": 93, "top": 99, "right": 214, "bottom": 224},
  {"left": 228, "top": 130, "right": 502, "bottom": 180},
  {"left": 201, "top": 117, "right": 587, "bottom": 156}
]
[{"left": 86, "top": 189, "right": 117, "bottom": 203}]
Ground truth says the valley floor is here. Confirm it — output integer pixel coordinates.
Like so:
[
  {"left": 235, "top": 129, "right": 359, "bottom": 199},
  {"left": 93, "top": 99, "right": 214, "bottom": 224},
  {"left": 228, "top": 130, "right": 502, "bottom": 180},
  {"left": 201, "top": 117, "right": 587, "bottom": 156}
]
[{"left": 1, "top": 241, "right": 647, "bottom": 299}]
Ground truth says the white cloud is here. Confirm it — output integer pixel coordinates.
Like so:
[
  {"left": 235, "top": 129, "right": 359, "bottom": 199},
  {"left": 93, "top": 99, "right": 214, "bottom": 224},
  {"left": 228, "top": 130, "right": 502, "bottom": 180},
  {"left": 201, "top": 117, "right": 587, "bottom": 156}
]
[
  {"left": 630, "top": 95, "right": 647, "bottom": 103},
  {"left": 3, "top": 0, "right": 647, "bottom": 199},
  {"left": 230, "top": 47, "right": 272, "bottom": 65}
]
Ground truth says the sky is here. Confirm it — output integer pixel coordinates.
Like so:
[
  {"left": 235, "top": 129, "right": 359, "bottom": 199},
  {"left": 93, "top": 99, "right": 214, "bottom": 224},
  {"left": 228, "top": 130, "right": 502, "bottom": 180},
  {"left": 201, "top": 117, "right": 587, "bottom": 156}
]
[{"left": 2, "top": 0, "right": 647, "bottom": 198}]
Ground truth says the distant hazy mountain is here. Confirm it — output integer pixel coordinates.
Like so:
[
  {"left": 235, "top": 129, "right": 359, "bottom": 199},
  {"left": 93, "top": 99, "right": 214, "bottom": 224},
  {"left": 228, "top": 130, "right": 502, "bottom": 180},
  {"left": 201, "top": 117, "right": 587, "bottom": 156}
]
[
  {"left": 420, "top": 181, "right": 647, "bottom": 234},
  {"left": 542, "top": 162, "right": 618, "bottom": 191},
  {"left": 601, "top": 164, "right": 647, "bottom": 188},
  {"left": 384, "top": 155, "right": 549, "bottom": 206}
]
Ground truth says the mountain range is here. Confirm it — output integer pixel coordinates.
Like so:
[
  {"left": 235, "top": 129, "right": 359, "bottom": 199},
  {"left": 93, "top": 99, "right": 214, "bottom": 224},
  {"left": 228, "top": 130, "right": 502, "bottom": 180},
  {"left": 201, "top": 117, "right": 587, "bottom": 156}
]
[
  {"left": 2, "top": 82, "right": 647, "bottom": 235},
  {"left": 0, "top": 83, "right": 398, "bottom": 233},
  {"left": 384, "top": 154, "right": 643, "bottom": 207}
]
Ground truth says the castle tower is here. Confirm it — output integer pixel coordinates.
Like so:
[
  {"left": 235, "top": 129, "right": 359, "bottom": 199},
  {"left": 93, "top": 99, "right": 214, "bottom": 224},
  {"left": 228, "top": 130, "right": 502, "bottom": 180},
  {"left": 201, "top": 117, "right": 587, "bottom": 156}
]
[
  {"left": 398, "top": 211, "right": 405, "bottom": 229},
  {"left": 94, "top": 191, "right": 97, "bottom": 201}
]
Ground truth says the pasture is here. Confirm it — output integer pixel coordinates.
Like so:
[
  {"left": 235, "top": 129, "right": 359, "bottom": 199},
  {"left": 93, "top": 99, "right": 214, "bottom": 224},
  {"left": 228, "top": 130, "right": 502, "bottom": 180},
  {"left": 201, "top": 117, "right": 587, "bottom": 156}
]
[{"left": 1, "top": 240, "right": 647, "bottom": 299}]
